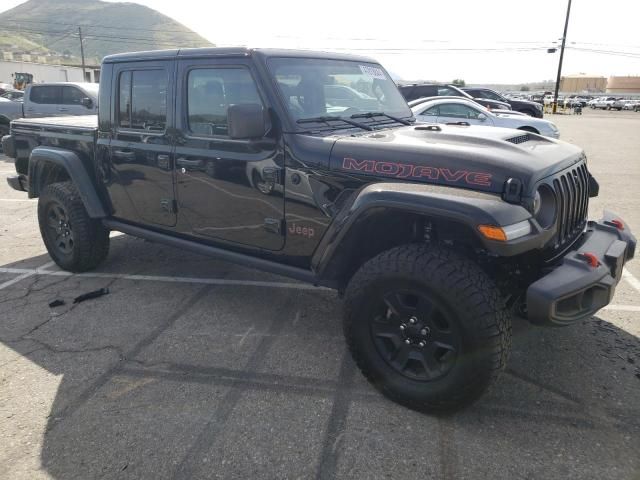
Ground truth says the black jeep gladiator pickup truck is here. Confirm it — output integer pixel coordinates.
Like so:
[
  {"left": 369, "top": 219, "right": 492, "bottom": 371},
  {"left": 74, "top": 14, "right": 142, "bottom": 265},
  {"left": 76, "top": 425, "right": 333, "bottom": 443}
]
[{"left": 2, "top": 48, "right": 635, "bottom": 412}]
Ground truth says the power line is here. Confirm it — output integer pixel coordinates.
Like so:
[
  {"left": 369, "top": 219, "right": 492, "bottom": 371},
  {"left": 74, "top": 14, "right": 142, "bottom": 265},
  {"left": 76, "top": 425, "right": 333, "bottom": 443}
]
[
  {"left": 566, "top": 46, "right": 640, "bottom": 58},
  {"left": 1, "top": 17, "right": 205, "bottom": 36}
]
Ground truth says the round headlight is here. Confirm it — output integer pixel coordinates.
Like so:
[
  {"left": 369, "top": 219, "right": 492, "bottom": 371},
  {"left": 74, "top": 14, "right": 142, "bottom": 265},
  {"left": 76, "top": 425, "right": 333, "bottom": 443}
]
[{"left": 533, "top": 185, "right": 556, "bottom": 229}]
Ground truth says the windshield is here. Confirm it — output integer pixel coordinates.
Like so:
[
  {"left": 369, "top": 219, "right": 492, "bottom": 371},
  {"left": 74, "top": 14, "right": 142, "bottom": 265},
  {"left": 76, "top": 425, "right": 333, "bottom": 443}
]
[{"left": 268, "top": 57, "right": 412, "bottom": 124}]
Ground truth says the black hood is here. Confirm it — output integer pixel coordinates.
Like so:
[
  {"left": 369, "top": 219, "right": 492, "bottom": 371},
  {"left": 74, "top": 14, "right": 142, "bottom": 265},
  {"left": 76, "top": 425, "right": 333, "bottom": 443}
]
[{"left": 329, "top": 124, "right": 584, "bottom": 196}]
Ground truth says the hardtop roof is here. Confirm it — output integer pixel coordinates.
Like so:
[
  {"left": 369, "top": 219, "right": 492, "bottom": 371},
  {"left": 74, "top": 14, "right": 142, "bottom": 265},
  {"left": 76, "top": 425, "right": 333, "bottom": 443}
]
[{"left": 102, "top": 47, "right": 377, "bottom": 64}]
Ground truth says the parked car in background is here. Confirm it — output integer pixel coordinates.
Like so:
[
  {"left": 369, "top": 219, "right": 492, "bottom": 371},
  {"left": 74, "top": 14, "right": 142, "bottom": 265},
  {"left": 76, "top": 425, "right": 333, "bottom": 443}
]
[
  {"left": 611, "top": 98, "right": 633, "bottom": 111},
  {"left": 563, "top": 96, "right": 590, "bottom": 108},
  {"left": 591, "top": 97, "right": 618, "bottom": 109},
  {"left": 411, "top": 97, "right": 560, "bottom": 138},
  {"left": 0, "top": 82, "right": 98, "bottom": 137},
  {"left": 462, "top": 87, "right": 543, "bottom": 118},
  {"left": 398, "top": 83, "right": 511, "bottom": 111},
  {"left": 1, "top": 90, "right": 24, "bottom": 102},
  {"left": 621, "top": 99, "right": 639, "bottom": 110},
  {"left": 324, "top": 84, "right": 378, "bottom": 111},
  {"left": 409, "top": 96, "right": 526, "bottom": 117}
]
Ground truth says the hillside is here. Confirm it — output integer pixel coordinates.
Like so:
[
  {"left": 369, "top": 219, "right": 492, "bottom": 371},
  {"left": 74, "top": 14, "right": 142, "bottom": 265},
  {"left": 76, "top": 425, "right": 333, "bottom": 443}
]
[{"left": 0, "top": 0, "right": 213, "bottom": 65}]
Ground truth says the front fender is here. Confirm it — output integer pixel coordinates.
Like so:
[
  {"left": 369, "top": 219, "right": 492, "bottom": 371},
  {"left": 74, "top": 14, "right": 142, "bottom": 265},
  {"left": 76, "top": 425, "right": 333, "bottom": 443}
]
[
  {"left": 313, "top": 182, "right": 550, "bottom": 279},
  {"left": 28, "top": 146, "right": 107, "bottom": 218}
]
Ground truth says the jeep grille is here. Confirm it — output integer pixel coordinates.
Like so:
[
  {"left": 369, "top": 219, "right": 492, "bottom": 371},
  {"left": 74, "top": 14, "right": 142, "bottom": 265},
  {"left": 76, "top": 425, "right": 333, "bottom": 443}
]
[{"left": 550, "top": 163, "right": 590, "bottom": 248}]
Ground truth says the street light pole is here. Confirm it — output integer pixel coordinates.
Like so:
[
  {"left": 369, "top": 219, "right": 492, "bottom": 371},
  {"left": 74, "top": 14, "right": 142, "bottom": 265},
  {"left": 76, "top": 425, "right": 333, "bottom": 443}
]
[{"left": 553, "top": 0, "right": 572, "bottom": 113}]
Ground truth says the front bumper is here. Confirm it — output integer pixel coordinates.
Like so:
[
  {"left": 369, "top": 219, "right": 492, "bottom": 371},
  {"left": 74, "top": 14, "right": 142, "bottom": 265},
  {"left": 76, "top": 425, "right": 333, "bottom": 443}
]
[{"left": 526, "top": 211, "right": 636, "bottom": 326}]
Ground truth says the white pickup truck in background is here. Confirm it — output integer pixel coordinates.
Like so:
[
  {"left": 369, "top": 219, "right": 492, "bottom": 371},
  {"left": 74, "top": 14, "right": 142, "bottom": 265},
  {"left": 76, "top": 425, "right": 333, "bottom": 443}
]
[{"left": 0, "top": 82, "right": 99, "bottom": 137}]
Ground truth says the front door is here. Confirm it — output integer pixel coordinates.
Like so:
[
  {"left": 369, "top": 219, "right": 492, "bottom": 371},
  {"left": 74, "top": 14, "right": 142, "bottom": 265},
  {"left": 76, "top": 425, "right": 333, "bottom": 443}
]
[
  {"left": 107, "top": 61, "right": 176, "bottom": 227},
  {"left": 173, "top": 58, "right": 285, "bottom": 251}
]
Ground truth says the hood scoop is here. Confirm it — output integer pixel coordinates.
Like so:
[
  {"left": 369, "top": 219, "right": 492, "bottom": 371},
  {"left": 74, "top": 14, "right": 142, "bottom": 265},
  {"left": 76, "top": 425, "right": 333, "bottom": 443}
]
[{"left": 506, "top": 133, "right": 532, "bottom": 144}]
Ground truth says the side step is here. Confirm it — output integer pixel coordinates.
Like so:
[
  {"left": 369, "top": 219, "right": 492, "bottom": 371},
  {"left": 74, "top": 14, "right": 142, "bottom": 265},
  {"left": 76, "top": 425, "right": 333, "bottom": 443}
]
[{"left": 102, "top": 219, "right": 324, "bottom": 287}]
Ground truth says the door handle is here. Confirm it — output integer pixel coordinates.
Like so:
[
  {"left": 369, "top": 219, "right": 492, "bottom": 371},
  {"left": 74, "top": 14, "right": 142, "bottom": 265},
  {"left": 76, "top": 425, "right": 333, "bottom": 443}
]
[
  {"left": 176, "top": 157, "right": 203, "bottom": 168},
  {"left": 113, "top": 150, "right": 136, "bottom": 161},
  {"left": 157, "top": 154, "right": 170, "bottom": 170},
  {"left": 58, "top": 107, "right": 69, "bottom": 112}
]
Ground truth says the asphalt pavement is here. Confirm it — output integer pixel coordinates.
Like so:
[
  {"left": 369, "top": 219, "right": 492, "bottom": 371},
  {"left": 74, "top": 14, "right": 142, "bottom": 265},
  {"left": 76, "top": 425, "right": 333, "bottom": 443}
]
[{"left": 0, "top": 107, "right": 639, "bottom": 479}]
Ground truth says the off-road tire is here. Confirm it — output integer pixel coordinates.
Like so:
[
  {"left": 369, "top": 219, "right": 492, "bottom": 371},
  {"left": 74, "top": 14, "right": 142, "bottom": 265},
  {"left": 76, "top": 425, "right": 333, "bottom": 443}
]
[
  {"left": 343, "top": 244, "right": 511, "bottom": 413},
  {"left": 38, "top": 181, "right": 109, "bottom": 272}
]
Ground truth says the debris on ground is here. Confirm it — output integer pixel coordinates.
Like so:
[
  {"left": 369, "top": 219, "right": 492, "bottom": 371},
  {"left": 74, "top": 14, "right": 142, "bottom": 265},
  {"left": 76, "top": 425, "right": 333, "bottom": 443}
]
[
  {"left": 48, "top": 299, "right": 65, "bottom": 308},
  {"left": 73, "top": 288, "right": 109, "bottom": 304}
]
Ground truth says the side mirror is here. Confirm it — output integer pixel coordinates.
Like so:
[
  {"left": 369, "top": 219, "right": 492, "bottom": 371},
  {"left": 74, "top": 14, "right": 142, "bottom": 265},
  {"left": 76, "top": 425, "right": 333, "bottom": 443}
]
[
  {"left": 227, "top": 103, "right": 267, "bottom": 139},
  {"left": 81, "top": 97, "right": 93, "bottom": 109},
  {"left": 477, "top": 113, "right": 487, "bottom": 121}
]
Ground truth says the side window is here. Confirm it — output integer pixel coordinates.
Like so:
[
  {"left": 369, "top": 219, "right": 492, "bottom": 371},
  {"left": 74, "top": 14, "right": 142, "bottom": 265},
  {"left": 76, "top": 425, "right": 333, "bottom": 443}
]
[
  {"left": 420, "top": 106, "right": 439, "bottom": 116},
  {"left": 438, "top": 103, "right": 475, "bottom": 119},
  {"left": 131, "top": 70, "right": 167, "bottom": 131},
  {"left": 117, "top": 69, "right": 167, "bottom": 131},
  {"left": 118, "top": 71, "right": 131, "bottom": 128},
  {"left": 479, "top": 90, "right": 502, "bottom": 101},
  {"left": 417, "top": 86, "right": 437, "bottom": 98},
  {"left": 437, "top": 87, "right": 459, "bottom": 96},
  {"left": 62, "top": 87, "right": 86, "bottom": 105},
  {"left": 187, "top": 67, "right": 262, "bottom": 137},
  {"left": 30, "top": 86, "right": 62, "bottom": 104}
]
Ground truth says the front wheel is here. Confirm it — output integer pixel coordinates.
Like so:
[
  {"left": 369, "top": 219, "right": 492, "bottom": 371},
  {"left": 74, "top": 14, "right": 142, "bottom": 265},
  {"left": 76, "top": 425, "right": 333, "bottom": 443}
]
[
  {"left": 38, "top": 181, "right": 110, "bottom": 272},
  {"left": 343, "top": 245, "right": 511, "bottom": 413}
]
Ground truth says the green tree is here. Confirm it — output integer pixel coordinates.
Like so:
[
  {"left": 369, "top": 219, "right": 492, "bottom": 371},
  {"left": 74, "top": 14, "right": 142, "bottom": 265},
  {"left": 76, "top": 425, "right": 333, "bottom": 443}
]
[
  {"left": 452, "top": 79, "right": 466, "bottom": 87},
  {"left": 520, "top": 85, "right": 530, "bottom": 91}
]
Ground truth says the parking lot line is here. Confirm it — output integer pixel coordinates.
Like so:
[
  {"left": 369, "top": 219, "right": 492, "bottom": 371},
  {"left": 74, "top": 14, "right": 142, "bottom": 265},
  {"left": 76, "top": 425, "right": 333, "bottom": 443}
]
[
  {"left": 602, "top": 304, "right": 640, "bottom": 312},
  {"left": 0, "top": 265, "right": 329, "bottom": 290},
  {"left": 0, "top": 271, "right": 36, "bottom": 290},
  {"left": 0, "top": 261, "right": 54, "bottom": 290},
  {"left": 0, "top": 198, "right": 34, "bottom": 202},
  {"left": 623, "top": 268, "right": 640, "bottom": 293}
]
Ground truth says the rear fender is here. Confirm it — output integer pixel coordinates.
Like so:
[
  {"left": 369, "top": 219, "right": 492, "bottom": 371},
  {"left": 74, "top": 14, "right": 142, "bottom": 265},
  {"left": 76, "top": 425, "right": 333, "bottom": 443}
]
[{"left": 28, "top": 146, "right": 107, "bottom": 218}]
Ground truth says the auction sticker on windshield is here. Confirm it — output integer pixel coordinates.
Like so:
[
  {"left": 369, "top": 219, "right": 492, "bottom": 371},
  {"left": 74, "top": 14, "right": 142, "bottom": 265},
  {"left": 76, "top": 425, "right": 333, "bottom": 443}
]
[{"left": 359, "top": 65, "right": 386, "bottom": 79}]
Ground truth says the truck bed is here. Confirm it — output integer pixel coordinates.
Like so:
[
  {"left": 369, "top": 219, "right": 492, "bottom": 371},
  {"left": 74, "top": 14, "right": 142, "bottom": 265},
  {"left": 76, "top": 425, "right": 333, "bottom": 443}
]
[
  {"left": 11, "top": 114, "right": 98, "bottom": 132},
  {"left": 9, "top": 115, "right": 98, "bottom": 176}
]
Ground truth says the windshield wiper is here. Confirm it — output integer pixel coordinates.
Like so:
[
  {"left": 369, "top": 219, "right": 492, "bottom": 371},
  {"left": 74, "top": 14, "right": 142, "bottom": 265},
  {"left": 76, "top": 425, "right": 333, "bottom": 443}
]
[
  {"left": 296, "top": 116, "right": 373, "bottom": 131},
  {"left": 350, "top": 112, "right": 413, "bottom": 125}
]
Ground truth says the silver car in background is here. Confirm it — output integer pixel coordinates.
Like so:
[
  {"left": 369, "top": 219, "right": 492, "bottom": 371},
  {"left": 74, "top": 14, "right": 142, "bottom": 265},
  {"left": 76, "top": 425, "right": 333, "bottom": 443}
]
[{"left": 411, "top": 97, "right": 560, "bottom": 138}]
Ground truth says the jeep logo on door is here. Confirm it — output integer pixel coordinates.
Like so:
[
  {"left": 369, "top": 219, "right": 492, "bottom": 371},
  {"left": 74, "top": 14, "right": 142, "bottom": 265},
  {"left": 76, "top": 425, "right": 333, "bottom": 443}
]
[{"left": 342, "top": 157, "right": 492, "bottom": 187}]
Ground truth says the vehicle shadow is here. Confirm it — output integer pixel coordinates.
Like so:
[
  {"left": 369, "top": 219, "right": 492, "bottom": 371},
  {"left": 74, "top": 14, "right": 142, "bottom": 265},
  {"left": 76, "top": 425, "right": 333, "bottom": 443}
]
[{"left": 0, "top": 237, "right": 638, "bottom": 479}]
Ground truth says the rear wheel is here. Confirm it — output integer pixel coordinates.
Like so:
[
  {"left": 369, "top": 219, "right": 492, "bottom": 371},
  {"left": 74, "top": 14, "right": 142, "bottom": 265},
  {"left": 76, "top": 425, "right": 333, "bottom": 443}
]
[
  {"left": 38, "top": 181, "right": 109, "bottom": 272},
  {"left": 343, "top": 245, "right": 511, "bottom": 413}
]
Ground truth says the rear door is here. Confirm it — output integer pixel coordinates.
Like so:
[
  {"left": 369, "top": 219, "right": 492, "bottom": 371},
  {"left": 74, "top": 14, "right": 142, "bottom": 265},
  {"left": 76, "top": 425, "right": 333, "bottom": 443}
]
[
  {"left": 107, "top": 61, "right": 177, "bottom": 227},
  {"left": 25, "top": 85, "right": 62, "bottom": 117}
]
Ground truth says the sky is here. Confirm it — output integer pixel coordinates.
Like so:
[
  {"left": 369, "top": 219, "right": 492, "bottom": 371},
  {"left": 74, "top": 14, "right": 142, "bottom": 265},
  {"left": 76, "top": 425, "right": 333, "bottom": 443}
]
[{"left": 2, "top": 0, "right": 640, "bottom": 84}]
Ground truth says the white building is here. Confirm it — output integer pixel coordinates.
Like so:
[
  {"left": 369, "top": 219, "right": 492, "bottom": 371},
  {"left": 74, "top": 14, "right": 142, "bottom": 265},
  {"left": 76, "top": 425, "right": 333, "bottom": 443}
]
[{"left": 0, "top": 59, "right": 100, "bottom": 86}]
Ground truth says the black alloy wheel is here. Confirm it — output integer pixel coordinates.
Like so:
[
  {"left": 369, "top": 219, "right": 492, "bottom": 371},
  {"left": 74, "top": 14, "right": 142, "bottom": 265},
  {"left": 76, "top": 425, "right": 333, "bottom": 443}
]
[
  {"left": 37, "top": 181, "right": 110, "bottom": 272},
  {"left": 371, "top": 289, "right": 459, "bottom": 382},
  {"left": 43, "top": 201, "right": 75, "bottom": 256}
]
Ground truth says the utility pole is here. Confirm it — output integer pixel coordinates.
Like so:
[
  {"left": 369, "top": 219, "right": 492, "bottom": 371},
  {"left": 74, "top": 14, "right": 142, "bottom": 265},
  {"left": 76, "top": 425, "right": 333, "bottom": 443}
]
[
  {"left": 78, "top": 26, "right": 86, "bottom": 81},
  {"left": 553, "top": 0, "right": 572, "bottom": 113}
]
